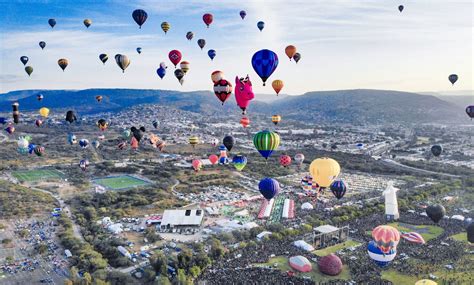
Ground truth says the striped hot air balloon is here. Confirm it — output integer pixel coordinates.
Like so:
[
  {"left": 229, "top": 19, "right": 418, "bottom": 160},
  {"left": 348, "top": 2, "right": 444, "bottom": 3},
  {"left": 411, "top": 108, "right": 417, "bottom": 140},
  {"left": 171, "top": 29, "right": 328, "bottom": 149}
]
[
  {"left": 372, "top": 225, "right": 400, "bottom": 254},
  {"left": 118, "top": 141, "right": 127, "bottom": 150},
  {"left": 161, "top": 22, "right": 170, "bottom": 34},
  {"left": 240, "top": 116, "right": 250, "bottom": 128},
  {"left": 213, "top": 79, "right": 232, "bottom": 105},
  {"left": 189, "top": 136, "right": 199, "bottom": 148},
  {"left": 34, "top": 146, "right": 45, "bottom": 156},
  {"left": 271, "top": 115, "right": 281, "bottom": 125},
  {"left": 253, "top": 130, "right": 280, "bottom": 160},
  {"left": 57, "top": 58, "right": 68, "bottom": 71},
  {"left": 180, "top": 61, "right": 190, "bottom": 74},
  {"left": 401, "top": 232, "right": 425, "bottom": 244},
  {"left": 367, "top": 241, "right": 396, "bottom": 267},
  {"left": 115, "top": 54, "right": 130, "bottom": 73},
  {"left": 132, "top": 9, "right": 148, "bottom": 28}
]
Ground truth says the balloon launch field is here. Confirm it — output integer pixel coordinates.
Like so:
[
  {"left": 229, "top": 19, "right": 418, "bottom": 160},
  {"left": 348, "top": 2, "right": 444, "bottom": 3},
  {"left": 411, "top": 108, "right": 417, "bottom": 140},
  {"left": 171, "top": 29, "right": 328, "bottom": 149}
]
[{"left": 12, "top": 168, "right": 63, "bottom": 182}]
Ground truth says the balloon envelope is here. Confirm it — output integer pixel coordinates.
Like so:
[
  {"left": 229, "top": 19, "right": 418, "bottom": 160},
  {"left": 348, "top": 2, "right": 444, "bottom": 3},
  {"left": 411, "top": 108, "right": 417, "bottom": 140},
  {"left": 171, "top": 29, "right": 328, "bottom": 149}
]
[
  {"left": 367, "top": 241, "right": 396, "bottom": 267},
  {"left": 253, "top": 130, "right": 280, "bottom": 159},
  {"left": 252, "top": 49, "right": 279, "bottom": 86},
  {"left": 426, "top": 204, "right": 445, "bottom": 223},
  {"left": 372, "top": 225, "right": 400, "bottom": 253},
  {"left": 132, "top": 9, "right": 148, "bottom": 28},
  {"left": 309, "top": 158, "right": 340, "bottom": 188},
  {"left": 259, "top": 178, "right": 280, "bottom": 200}
]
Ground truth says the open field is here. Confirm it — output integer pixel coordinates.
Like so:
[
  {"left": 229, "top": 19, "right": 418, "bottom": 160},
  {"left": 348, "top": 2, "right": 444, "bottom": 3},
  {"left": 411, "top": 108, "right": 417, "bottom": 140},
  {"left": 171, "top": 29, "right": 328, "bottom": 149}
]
[
  {"left": 12, "top": 169, "right": 63, "bottom": 182},
  {"left": 313, "top": 240, "right": 361, "bottom": 257},
  {"left": 93, "top": 175, "right": 151, "bottom": 190}
]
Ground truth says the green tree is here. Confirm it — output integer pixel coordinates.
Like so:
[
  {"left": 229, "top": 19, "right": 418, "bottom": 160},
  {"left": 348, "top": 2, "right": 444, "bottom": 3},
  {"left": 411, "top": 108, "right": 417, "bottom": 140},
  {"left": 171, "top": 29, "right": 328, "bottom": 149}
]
[
  {"left": 210, "top": 239, "right": 225, "bottom": 260},
  {"left": 177, "top": 269, "right": 187, "bottom": 285},
  {"left": 82, "top": 272, "right": 92, "bottom": 285},
  {"left": 189, "top": 266, "right": 201, "bottom": 278}
]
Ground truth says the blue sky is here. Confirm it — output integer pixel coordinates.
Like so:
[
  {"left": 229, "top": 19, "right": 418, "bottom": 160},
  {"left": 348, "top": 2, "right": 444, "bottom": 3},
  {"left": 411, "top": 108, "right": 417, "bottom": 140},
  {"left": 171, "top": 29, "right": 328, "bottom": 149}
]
[{"left": 1, "top": 0, "right": 472, "bottom": 95}]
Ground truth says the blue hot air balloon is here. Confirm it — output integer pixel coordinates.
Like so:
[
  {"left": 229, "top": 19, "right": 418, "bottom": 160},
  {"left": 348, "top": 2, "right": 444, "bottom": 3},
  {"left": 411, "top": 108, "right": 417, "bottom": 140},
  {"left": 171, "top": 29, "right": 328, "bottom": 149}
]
[
  {"left": 157, "top": 67, "right": 166, "bottom": 79},
  {"left": 132, "top": 9, "right": 148, "bottom": 29},
  {"left": 208, "top": 49, "right": 216, "bottom": 61},
  {"left": 257, "top": 21, "right": 265, "bottom": 31},
  {"left": 48, "top": 19, "right": 56, "bottom": 28},
  {"left": 251, "top": 49, "right": 279, "bottom": 86},
  {"left": 136, "top": 47, "right": 142, "bottom": 54},
  {"left": 258, "top": 178, "right": 280, "bottom": 200},
  {"left": 330, "top": 179, "right": 347, "bottom": 200},
  {"left": 240, "top": 10, "right": 247, "bottom": 19},
  {"left": 28, "top": 143, "right": 36, "bottom": 154},
  {"left": 367, "top": 241, "right": 397, "bottom": 267}
]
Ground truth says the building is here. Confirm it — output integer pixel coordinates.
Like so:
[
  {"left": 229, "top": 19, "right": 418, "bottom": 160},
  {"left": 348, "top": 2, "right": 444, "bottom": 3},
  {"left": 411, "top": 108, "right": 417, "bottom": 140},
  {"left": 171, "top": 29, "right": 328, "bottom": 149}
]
[
  {"left": 308, "top": 225, "right": 349, "bottom": 249},
  {"left": 383, "top": 181, "right": 399, "bottom": 221},
  {"left": 159, "top": 209, "right": 204, "bottom": 233},
  {"left": 64, "top": 249, "right": 72, "bottom": 258},
  {"left": 117, "top": 246, "right": 132, "bottom": 259}
]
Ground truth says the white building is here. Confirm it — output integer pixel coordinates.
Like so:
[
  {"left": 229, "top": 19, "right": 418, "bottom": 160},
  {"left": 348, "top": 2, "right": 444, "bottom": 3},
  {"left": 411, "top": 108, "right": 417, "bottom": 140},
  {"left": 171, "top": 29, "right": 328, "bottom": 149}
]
[
  {"left": 159, "top": 209, "right": 204, "bottom": 232},
  {"left": 383, "top": 181, "right": 400, "bottom": 221}
]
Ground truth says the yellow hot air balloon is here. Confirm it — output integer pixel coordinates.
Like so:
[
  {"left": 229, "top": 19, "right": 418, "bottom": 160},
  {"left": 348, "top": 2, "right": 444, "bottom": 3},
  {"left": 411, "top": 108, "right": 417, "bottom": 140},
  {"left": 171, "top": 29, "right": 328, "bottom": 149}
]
[
  {"left": 272, "top": 80, "right": 284, "bottom": 95},
  {"left": 180, "top": 61, "right": 190, "bottom": 74},
  {"left": 161, "top": 22, "right": 171, "bottom": 34},
  {"left": 39, "top": 107, "right": 50, "bottom": 118},
  {"left": 189, "top": 136, "right": 199, "bottom": 148},
  {"left": 83, "top": 19, "right": 92, "bottom": 28},
  {"left": 285, "top": 45, "right": 297, "bottom": 60},
  {"left": 415, "top": 280, "right": 437, "bottom": 285},
  {"left": 309, "top": 157, "right": 340, "bottom": 188}
]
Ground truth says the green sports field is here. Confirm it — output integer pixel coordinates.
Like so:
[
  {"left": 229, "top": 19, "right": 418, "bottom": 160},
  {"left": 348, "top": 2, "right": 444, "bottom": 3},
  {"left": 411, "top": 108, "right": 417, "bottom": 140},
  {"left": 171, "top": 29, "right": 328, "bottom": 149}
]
[
  {"left": 93, "top": 175, "right": 151, "bottom": 190},
  {"left": 12, "top": 169, "right": 63, "bottom": 182}
]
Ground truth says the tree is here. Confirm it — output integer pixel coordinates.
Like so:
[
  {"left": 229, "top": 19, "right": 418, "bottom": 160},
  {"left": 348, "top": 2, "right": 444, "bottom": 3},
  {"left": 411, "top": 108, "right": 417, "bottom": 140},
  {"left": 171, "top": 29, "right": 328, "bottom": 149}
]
[
  {"left": 189, "top": 266, "right": 201, "bottom": 278},
  {"left": 150, "top": 252, "right": 168, "bottom": 277},
  {"left": 82, "top": 272, "right": 92, "bottom": 285},
  {"left": 177, "top": 248, "right": 193, "bottom": 271},
  {"left": 144, "top": 228, "right": 161, "bottom": 243},
  {"left": 143, "top": 268, "right": 156, "bottom": 283},
  {"left": 177, "top": 269, "right": 187, "bottom": 285},
  {"left": 63, "top": 279, "right": 73, "bottom": 285},
  {"left": 1, "top": 238, "right": 12, "bottom": 245},
  {"left": 210, "top": 239, "right": 225, "bottom": 260},
  {"left": 5, "top": 256, "right": 13, "bottom": 263},
  {"left": 70, "top": 267, "right": 79, "bottom": 283}
]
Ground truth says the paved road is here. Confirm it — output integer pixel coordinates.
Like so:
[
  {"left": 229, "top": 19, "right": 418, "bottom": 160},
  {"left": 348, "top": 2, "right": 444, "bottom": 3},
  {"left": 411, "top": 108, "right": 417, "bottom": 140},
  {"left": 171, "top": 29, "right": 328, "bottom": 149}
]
[{"left": 381, "top": 159, "right": 461, "bottom": 178}]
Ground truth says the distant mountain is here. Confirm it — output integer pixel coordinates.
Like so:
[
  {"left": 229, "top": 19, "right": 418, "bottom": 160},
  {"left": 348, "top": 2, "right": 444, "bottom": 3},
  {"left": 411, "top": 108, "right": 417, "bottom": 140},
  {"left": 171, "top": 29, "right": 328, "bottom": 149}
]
[
  {"left": 0, "top": 88, "right": 465, "bottom": 124},
  {"left": 254, "top": 93, "right": 289, "bottom": 103},
  {"left": 421, "top": 90, "right": 473, "bottom": 109}
]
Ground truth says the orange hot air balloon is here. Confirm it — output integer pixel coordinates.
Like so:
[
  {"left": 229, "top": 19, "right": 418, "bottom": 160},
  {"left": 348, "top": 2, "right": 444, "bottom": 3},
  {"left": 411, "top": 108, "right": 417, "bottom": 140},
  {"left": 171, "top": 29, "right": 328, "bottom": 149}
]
[
  {"left": 272, "top": 80, "right": 284, "bottom": 95},
  {"left": 372, "top": 225, "right": 400, "bottom": 254},
  {"left": 192, "top": 159, "right": 203, "bottom": 172},
  {"left": 285, "top": 45, "right": 297, "bottom": 60},
  {"left": 96, "top": 96, "right": 103, "bottom": 102},
  {"left": 240, "top": 116, "right": 250, "bottom": 128},
  {"left": 209, "top": 154, "right": 218, "bottom": 165}
]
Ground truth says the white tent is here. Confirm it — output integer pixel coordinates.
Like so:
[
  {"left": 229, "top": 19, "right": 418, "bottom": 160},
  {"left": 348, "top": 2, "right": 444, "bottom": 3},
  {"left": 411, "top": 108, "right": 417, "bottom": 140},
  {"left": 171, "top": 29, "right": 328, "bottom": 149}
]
[
  {"left": 383, "top": 181, "right": 399, "bottom": 221},
  {"left": 301, "top": 202, "right": 314, "bottom": 210},
  {"left": 293, "top": 240, "right": 315, "bottom": 252}
]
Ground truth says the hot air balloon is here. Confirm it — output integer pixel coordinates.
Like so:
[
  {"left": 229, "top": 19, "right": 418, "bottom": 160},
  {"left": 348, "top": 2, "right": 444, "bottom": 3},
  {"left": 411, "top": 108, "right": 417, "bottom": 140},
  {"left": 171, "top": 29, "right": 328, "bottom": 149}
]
[
  {"left": 426, "top": 204, "right": 445, "bottom": 223},
  {"left": 97, "top": 119, "right": 108, "bottom": 131},
  {"left": 92, "top": 140, "right": 100, "bottom": 149},
  {"left": 35, "top": 119, "right": 43, "bottom": 127},
  {"left": 168, "top": 50, "right": 182, "bottom": 68},
  {"left": 12, "top": 102, "right": 20, "bottom": 124},
  {"left": 192, "top": 159, "right": 203, "bottom": 172},
  {"left": 180, "top": 61, "right": 190, "bottom": 74},
  {"left": 398, "top": 5, "right": 404, "bottom": 12},
  {"left": 0, "top": 118, "right": 6, "bottom": 125},
  {"left": 122, "top": 129, "right": 131, "bottom": 139},
  {"left": 367, "top": 241, "right": 396, "bottom": 267},
  {"left": 68, "top": 133, "right": 77, "bottom": 145},
  {"left": 271, "top": 115, "right": 281, "bottom": 125},
  {"left": 330, "top": 179, "right": 347, "bottom": 200},
  {"left": 239, "top": 10, "right": 247, "bottom": 19},
  {"left": 95, "top": 96, "right": 103, "bottom": 102},
  {"left": 17, "top": 137, "right": 29, "bottom": 154},
  {"left": 431, "top": 145, "right": 443, "bottom": 157},
  {"left": 189, "top": 136, "right": 199, "bottom": 148},
  {"left": 466, "top": 106, "right": 474, "bottom": 119},
  {"left": 132, "top": 9, "right": 148, "bottom": 28},
  {"left": 136, "top": 47, "right": 142, "bottom": 54},
  {"left": 294, "top": 153, "right": 305, "bottom": 166},
  {"left": 235, "top": 75, "right": 255, "bottom": 114},
  {"left": 259, "top": 178, "right": 280, "bottom": 200},
  {"left": 118, "top": 141, "right": 127, "bottom": 150},
  {"left": 279, "top": 154, "right": 292, "bottom": 167},
  {"left": 293, "top": 52, "right": 301, "bottom": 63},
  {"left": 20, "top": 56, "right": 28, "bottom": 65},
  {"left": 209, "top": 154, "right": 218, "bottom": 165},
  {"left": 257, "top": 21, "right": 265, "bottom": 31},
  {"left": 83, "top": 19, "right": 92, "bottom": 28},
  {"left": 272, "top": 80, "right": 284, "bottom": 95},
  {"left": 174, "top": 69, "right": 185, "bottom": 85},
  {"left": 148, "top": 134, "right": 159, "bottom": 146},
  {"left": 467, "top": 222, "right": 474, "bottom": 243},
  {"left": 4, "top": 125, "right": 15, "bottom": 135},
  {"left": 25, "top": 66, "right": 33, "bottom": 76},
  {"left": 39, "top": 107, "right": 50, "bottom": 118},
  {"left": 130, "top": 126, "right": 146, "bottom": 142},
  {"left": 318, "top": 254, "right": 343, "bottom": 276},
  {"left": 156, "top": 140, "right": 166, "bottom": 151},
  {"left": 232, "top": 155, "right": 247, "bottom": 171},
  {"left": 210, "top": 138, "right": 219, "bottom": 147},
  {"left": 79, "top": 139, "right": 89, "bottom": 149},
  {"left": 372, "top": 225, "right": 400, "bottom": 254},
  {"left": 37, "top": 94, "right": 44, "bottom": 101},
  {"left": 34, "top": 146, "right": 45, "bottom": 156},
  {"left": 130, "top": 136, "right": 139, "bottom": 150},
  {"left": 400, "top": 232, "right": 425, "bottom": 244},
  {"left": 152, "top": 120, "right": 159, "bottom": 129},
  {"left": 448, "top": 74, "right": 458, "bottom": 85},
  {"left": 58, "top": 58, "right": 68, "bottom": 71},
  {"left": 203, "top": 13, "right": 213, "bottom": 28},
  {"left": 39, "top": 41, "right": 46, "bottom": 49},
  {"left": 285, "top": 45, "right": 297, "bottom": 60},
  {"left": 48, "top": 19, "right": 56, "bottom": 28},
  {"left": 223, "top": 135, "right": 235, "bottom": 152},
  {"left": 213, "top": 79, "right": 232, "bottom": 105},
  {"left": 197, "top": 39, "right": 206, "bottom": 50},
  {"left": 211, "top": 70, "right": 224, "bottom": 84},
  {"left": 157, "top": 67, "right": 166, "bottom": 79},
  {"left": 415, "top": 280, "right": 437, "bottom": 285},
  {"left": 79, "top": 159, "right": 89, "bottom": 171},
  {"left": 240, "top": 116, "right": 250, "bottom": 128},
  {"left": 208, "top": 49, "right": 216, "bottom": 61},
  {"left": 309, "top": 158, "right": 340, "bottom": 188},
  {"left": 252, "top": 49, "right": 279, "bottom": 86},
  {"left": 65, "top": 110, "right": 77, "bottom": 123},
  {"left": 186, "top": 31, "right": 194, "bottom": 41},
  {"left": 99, "top": 54, "right": 108, "bottom": 65},
  {"left": 160, "top": 62, "right": 167, "bottom": 69},
  {"left": 161, "top": 22, "right": 170, "bottom": 34},
  {"left": 253, "top": 130, "right": 280, "bottom": 160},
  {"left": 115, "top": 54, "right": 130, "bottom": 73}
]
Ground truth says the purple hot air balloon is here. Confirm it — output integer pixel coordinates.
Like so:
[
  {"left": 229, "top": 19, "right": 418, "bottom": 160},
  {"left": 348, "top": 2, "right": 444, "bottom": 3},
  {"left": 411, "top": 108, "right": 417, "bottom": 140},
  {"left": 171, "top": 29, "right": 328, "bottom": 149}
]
[
  {"left": 239, "top": 10, "right": 247, "bottom": 19},
  {"left": 466, "top": 105, "right": 474, "bottom": 119},
  {"left": 258, "top": 178, "right": 280, "bottom": 200}
]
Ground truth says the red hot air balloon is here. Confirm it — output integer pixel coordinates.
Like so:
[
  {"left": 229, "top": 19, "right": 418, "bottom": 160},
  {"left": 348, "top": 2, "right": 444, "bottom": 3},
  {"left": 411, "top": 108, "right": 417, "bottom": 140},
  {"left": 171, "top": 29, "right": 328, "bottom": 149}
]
[
  {"left": 279, "top": 154, "right": 292, "bottom": 167},
  {"left": 168, "top": 50, "right": 182, "bottom": 68},
  {"left": 213, "top": 79, "right": 232, "bottom": 105},
  {"left": 209, "top": 154, "right": 218, "bottom": 165},
  {"left": 203, "top": 13, "right": 213, "bottom": 28},
  {"left": 240, "top": 116, "right": 250, "bottom": 128}
]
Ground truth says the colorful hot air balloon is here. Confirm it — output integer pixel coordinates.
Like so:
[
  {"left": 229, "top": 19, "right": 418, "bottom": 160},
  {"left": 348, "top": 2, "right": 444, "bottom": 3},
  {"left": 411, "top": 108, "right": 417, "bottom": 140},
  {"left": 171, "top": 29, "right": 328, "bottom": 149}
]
[
  {"left": 39, "top": 107, "right": 50, "bottom": 118},
  {"left": 294, "top": 153, "right": 305, "bottom": 166},
  {"left": 271, "top": 115, "right": 281, "bottom": 125},
  {"left": 132, "top": 9, "right": 148, "bottom": 28},
  {"left": 35, "top": 119, "right": 43, "bottom": 127},
  {"left": 309, "top": 158, "right": 340, "bottom": 188},
  {"left": 17, "top": 137, "right": 29, "bottom": 154},
  {"left": 115, "top": 54, "right": 130, "bottom": 73},
  {"left": 34, "top": 146, "right": 45, "bottom": 156},
  {"left": 208, "top": 49, "right": 216, "bottom": 61},
  {"left": 130, "top": 126, "right": 146, "bottom": 142},
  {"left": 259, "top": 178, "right": 280, "bottom": 200},
  {"left": 67, "top": 133, "right": 77, "bottom": 145},
  {"left": 223, "top": 135, "right": 235, "bottom": 152},
  {"left": 293, "top": 52, "right": 301, "bottom": 63},
  {"left": 65, "top": 110, "right": 77, "bottom": 123},
  {"left": 426, "top": 204, "right": 445, "bottom": 223},
  {"left": 83, "top": 19, "right": 92, "bottom": 28},
  {"left": 367, "top": 241, "right": 396, "bottom": 267},
  {"left": 92, "top": 140, "right": 100, "bottom": 149},
  {"left": 168, "top": 50, "right": 182, "bottom": 68},
  {"left": 210, "top": 138, "right": 219, "bottom": 147},
  {"left": 203, "top": 13, "right": 213, "bottom": 28},
  {"left": 272, "top": 80, "right": 284, "bottom": 95},
  {"left": 156, "top": 140, "right": 166, "bottom": 151},
  {"left": 39, "top": 41, "right": 46, "bottom": 49},
  {"left": 12, "top": 102, "right": 20, "bottom": 124},
  {"left": 130, "top": 136, "right": 139, "bottom": 150},
  {"left": 239, "top": 10, "right": 247, "bottom": 19},
  {"left": 95, "top": 96, "right": 103, "bottom": 102},
  {"left": 279, "top": 154, "right": 292, "bottom": 167},
  {"left": 79, "top": 139, "right": 89, "bottom": 149},
  {"left": 398, "top": 5, "right": 404, "bottom": 12},
  {"left": 240, "top": 116, "right": 250, "bottom": 128},
  {"left": 118, "top": 141, "right": 128, "bottom": 150},
  {"left": 4, "top": 125, "right": 15, "bottom": 135},
  {"left": 252, "top": 49, "right": 279, "bottom": 86},
  {"left": 180, "top": 61, "right": 190, "bottom": 74},
  {"left": 235, "top": 75, "right": 255, "bottom": 114},
  {"left": 211, "top": 70, "right": 224, "bottom": 83},
  {"left": 99, "top": 54, "right": 108, "bottom": 65},
  {"left": 257, "top": 21, "right": 265, "bottom": 31},
  {"left": 48, "top": 19, "right": 56, "bottom": 28},
  {"left": 157, "top": 67, "right": 166, "bottom": 79},
  {"left": 58, "top": 58, "right": 68, "bottom": 71},
  {"left": 121, "top": 129, "right": 131, "bottom": 139},
  {"left": 285, "top": 45, "right": 297, "bottom": 60},
  {"left": 20, "top": 56, "right": 28, "bottom": 66},
  {"left": 232, "top": 155, "right": 247, "bottom": 171},
  {"left": 330, "top": 179, "right": 347, "bottom": 199},
  {"left": 372, "top": 225, "right": 400, "bottom": 254},
  {"left": 431, "top": 145, "right": 443, "bottom": 157},
  {"left": 209, "top": 154, "right": 218, "bottom": 165},
  {"left": 37, "top": 94, "right": 44, "bottom": 101},
  {"left": 466, "top": 105, "right": 474, "bottom": 119},
  {"left": 214, "top": 79, "right": 232, "bottom": 105},
  {"left": 401, "top": 232, "right": 425, "bottom": 244},
  {"left": 197, "top": 39, "right": 206, "bottom": 50},
  {"left": 25, "top": 66, "right": 33, "bottom": 76},
  {"left": 448, "top": 74, "right": 458, "bottom": 85},
  {"left": 253, "top": 130, "right": 280, "bottom": 160},
  {"left": 97, "top": 119, "right": 108, "bottom": 131},
  {"left": 79, "top": 159, "right": 89, "bottom": 171},
  {"left": 186, "top": 31, "right": 194, "bottom": 41},
  {"left": 136, "top": 47, "right": 142, "bottom": 54},
  {"left": 152, "top": 120, "right": 159, "bottom": 129},
  {"left": 189, "top": 136, "right": 199, "bottom": 148},
  {"left": 161, "top": 22, "right": 170, "bottom": 34},
  {"left": 192, "top": 159, "right": 203, "bottom": 172},
  {"left": 174, "top": 69, "right": 185, "bottom": 85}
]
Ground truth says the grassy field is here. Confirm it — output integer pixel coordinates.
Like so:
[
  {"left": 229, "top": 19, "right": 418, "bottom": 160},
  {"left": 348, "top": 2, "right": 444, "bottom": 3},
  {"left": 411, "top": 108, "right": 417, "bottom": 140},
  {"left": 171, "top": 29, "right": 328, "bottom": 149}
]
[
  {"left": 367, "top": 222, "right": 444, "bottom": 242},
  {"left": 255, "top": 256, "right": 350, "bottom": 282},
  {"left": 12, "top": 169, "right": 63, "bottom": 182},
  {"left": 93, "top": 175, "right": 151, "bottom": 190},
  {"left": 313, "top": 240, "right": 361, "bottom": 257},
  {"left": 381, "top": 270, "right": 419, "bottom": 284},
  {"left": 449, "top": 232, "right": 468, "bottom": 242}
]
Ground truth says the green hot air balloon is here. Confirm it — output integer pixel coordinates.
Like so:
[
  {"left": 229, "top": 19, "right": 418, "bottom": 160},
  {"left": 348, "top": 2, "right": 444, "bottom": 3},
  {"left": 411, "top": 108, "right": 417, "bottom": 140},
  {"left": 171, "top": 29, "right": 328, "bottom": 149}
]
[
  {"left": 253, "top": 130, "right": 280, "bottom": 160},
  {"left": 25, "top": 66, "right": 33, "bottom": 76}
]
